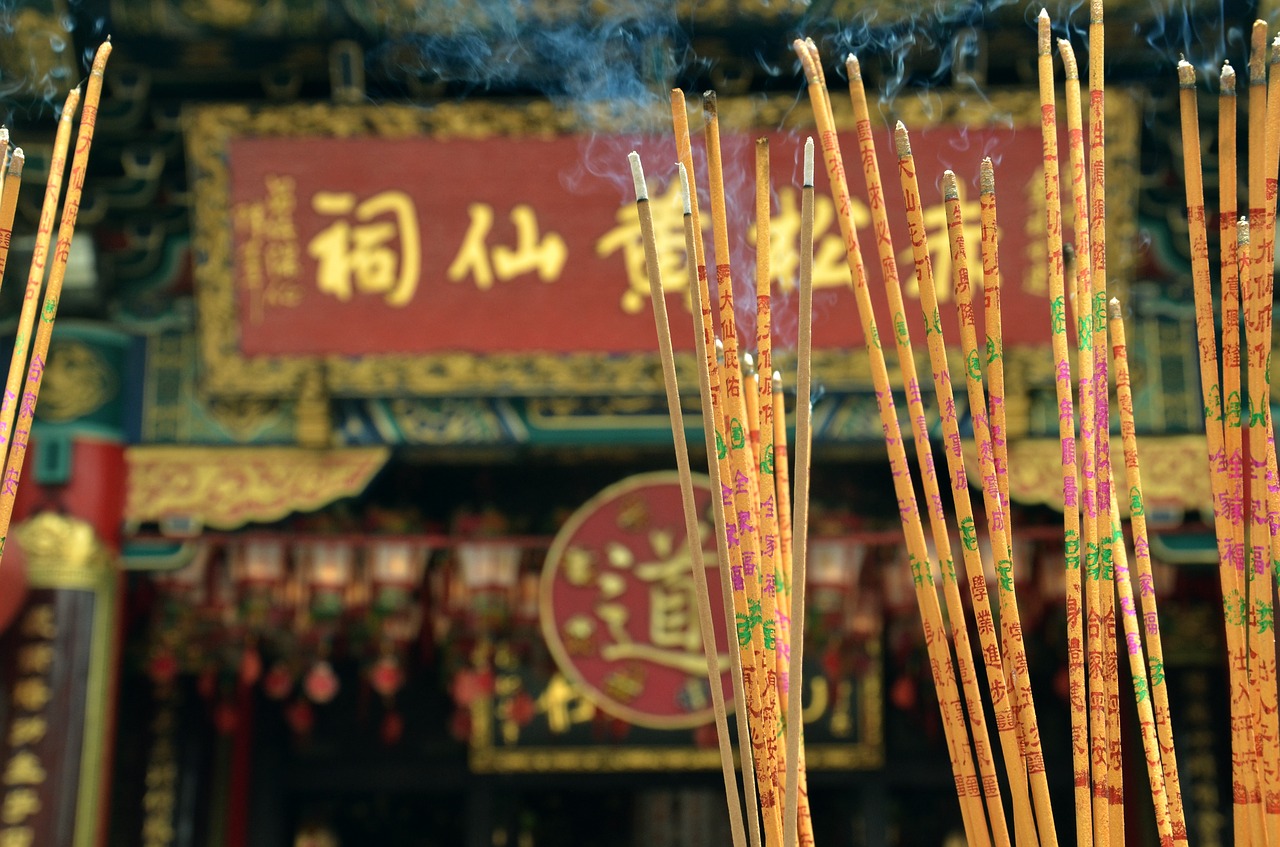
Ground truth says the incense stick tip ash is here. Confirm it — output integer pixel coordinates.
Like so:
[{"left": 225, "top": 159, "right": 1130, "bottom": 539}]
[
  {"left": 1239, "top": 215, "right": 1250, "bottom": 243},
  {"left": 1222, "top": 60, "right": 1236, "bottom": 93},
  {"left": 703, "top": 90, "right": 718, "bottom": 117},
  {"left": 1090, "top": 0, "right": 1102, "bottom": 23},
  {"left": 742, "top": 351, "right": 756, "bottom": 375},
  {"left": 1108, "top": 297, "right": 1122, "bottom": 320},
  {"left": 772, "top": 370, "right": 782, "bottom": 389},
  {"left": 1177, "top": 59, "right": 1195, "bottom": 88},
  {"left": 894, "top": 121, "right": 911, "bottom": 158},
  {"left": 1272, "top": 33, "right": 1280, "bottom": 64},
  {"left": 677, "top": 162, "right": 691, "bottom": 214},
  {"left": 942, "top": 169, "right": 959, "bottom": 200},
  {"left": 1038, "top": 9, "right": 1051, "bottom": 54},
  {"left": 628, "top": 152, "right": 648, "bottom": 202},
  {"left": 8, "top": 148, "right": 22, "bottom": 178},
  {"left": 91, "top": 38, "right": 112, "bottom": 72},
  {"left": 846, "top": 53, "right": 861, "bottom": 80},
  {"left": 804, "top": 136, "right": 814, "bottom": 186},
  {"left": 980, "top": 158, "right": 995, "bottom": 194},
  {"left": 793, "top": 39, "right": 817, "bottom": 83},
  {"left": 1058, "top": 38, "right": 1079, "bottom": 79},
  {"left": 1251, "top": 20, "right": 1267, "bottom": 82}
]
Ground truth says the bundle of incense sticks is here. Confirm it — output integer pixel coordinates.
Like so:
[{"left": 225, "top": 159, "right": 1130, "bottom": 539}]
[
  {"left": 629, "top": 98, "right": 818, "bottom": 844},
  {"left": 1179, "top": 19, "right": 1280, "bottom": 847},
  {"left": 778, "top": 2, "right": 1183, "bottom": 844},
  {"left": 0, "top": 41, "right": 112, "bottom": 562}
]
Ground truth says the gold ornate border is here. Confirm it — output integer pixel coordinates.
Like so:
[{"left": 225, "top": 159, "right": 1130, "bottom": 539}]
[
  {"left": 469, "top": 637, "right": 884, "bottom": 773},
  {"left": 124, "top": 446, "right": 390, "bottom": 530},
  {"left": 188, "top": 89, "right": 1139, "bottom": 399},
  {"left": 11, "top": 514, "right": 118, "bottom": 847}
]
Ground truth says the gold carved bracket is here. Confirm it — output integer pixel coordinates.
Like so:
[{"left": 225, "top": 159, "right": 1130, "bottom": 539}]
[{"left": 124, "top": 446, "right": 390, "bottom": 530}]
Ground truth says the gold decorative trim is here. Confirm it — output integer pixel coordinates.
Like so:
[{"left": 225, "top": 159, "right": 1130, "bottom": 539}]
[
  {"left": 188, "top": 90, "right": 1139, "bottom": 398},
  {"left": 124, "top": 446, "right": 390, "bottom": 530},
  {"left": 962, "top": 434, "right": 1213, "bottom": 515}
]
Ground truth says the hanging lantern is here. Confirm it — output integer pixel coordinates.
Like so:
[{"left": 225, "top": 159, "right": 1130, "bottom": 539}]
[
  {"left": 808, "top": 539, "right": 867, "bottom": 630},
  {"left": 457, "top": 541, "right": 522, "bottom": 628},
  {"left": 300, "top": 541, "right": 355, "bottom": 620},
  {"left": 369, "top": 540, "right": 429, "bottom": 613},
  {"left": 232, "top": 540, "right": 287, "bottom": 587}
]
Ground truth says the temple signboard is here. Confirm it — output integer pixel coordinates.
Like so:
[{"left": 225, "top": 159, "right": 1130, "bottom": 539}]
[
  {"left": 469, "top": 472, "right": 882, "bottom": 772},
  {"left": 188, "top": 94, "right": 1138, "bottom": 398}
]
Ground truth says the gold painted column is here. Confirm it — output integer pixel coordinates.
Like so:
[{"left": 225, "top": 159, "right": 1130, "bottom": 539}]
[{"left": 0, "top": 513, "right": 120, "bottom": 847}]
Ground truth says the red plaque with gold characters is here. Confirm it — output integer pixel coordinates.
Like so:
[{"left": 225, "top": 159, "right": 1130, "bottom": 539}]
[{"left": 540, "top": 472, "right": 732, "bottom": 730}]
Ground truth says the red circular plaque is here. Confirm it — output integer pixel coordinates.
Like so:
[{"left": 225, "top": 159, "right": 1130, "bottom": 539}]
[{"left": 540, "top": 471, "right": 733, "bottom": 729}]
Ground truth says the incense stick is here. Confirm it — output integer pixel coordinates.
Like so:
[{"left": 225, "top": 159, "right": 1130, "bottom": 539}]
[
  {"left": 703, "top": 91, "right": 784, "bottom": 845},
  {"left": 793, "top": 40, "right": 989, "bottom": 847},
  {"left": 0, "top": 148, "right": 24, "bottom": 289},
  {"left": 1044, "top": 34, "right": 1096, "bottom": 846},
  {"left": 783, "top": 135, "right": 814, "bottom": 847},
  {"left": 1108, "top": 297, "right": 1185, "bottom": 846},
  {"left": 632, "top": 153, "right": 747, "bottom": 847},
  {"left": 844, "top": 54, "right": 1011, "bottom": 847},
  {"left": 940, "top": 166, "right": 1057, "bottom": 847},
  {"left": 670, "top": 90, "right": 765, "bottom": 847},
  {"left": 0, "top": 87, "right": 80, "bottom": 559}
]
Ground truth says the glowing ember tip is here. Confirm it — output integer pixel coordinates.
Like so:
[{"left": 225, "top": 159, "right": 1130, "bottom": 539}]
[
  {"left": 1108, "top": 297, "right": 1122, "bottom": 320},
  {"left": 677, "top": 163, "right": 691, "bottom": 215},
  {"left": 942, "top": 170, "right": 959, "bottom": 201},
  {"left": 980, "top": 159, "right": 995, "bottom": 195},
  {"left": 628, "top": 152, "right": 647, "bottom": 202},
  {"left": 803, "top": 137, "right": 814, "bottom": 187},
  {"left": 1177, "top": 60, "right": 1196, "bottom": 88},
  {"left": 894, "top": 122, "right": 911, "bottom": 158},
  {"left": 1057, "top": 39, "right": 1078, "bottom": 79}
]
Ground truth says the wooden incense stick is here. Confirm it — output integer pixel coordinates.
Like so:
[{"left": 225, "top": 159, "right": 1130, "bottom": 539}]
[
  {"left": 632, "top": 153, "right": 748, "bottom": 847},
  {"left": 1057, "top": 36, "right": 1098, "bottom": 847},
  {"left": 1108, "top": 297, "right": 1185, "bottom": 845},
  {"left": 0, "top": 87, "right": 80, "bottom": 558},
  {"left": 0, "top": 148, "right": 24, "bottom": 288},
  {"left": 841, "top": 53, "right": 1010, "bottom": 847},
  {"left": 670, "top": 90, "right": 765, "bottom": 847},
  {"left": 940, "top": 166, "right": 1058, "bottom": 847},
  {"left": 703, "top": 90, "right": 785, "bottom": 846},
  {"left": 793, "top": 40, "right": 989, "bottom": 847},
  {"left": 1177, "top": 58, "right": 1259, "bottom": 847},
  {"left": 783, "top": 135, "right": 814, "bottom": 847}
]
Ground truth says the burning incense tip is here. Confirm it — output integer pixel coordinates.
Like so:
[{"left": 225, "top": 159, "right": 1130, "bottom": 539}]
[
  {"left": 1108, "top": 297, "right": 1122, "bottom": 320},
  {"left": 703, "top": 90, "right": 718, "bottom": 118},
  {"left": 1038, "top": 10, "right": 1051, "bottom": 55},
  {"left": 627, "top": 152, "right": 648, "bottom": 202},
  {"left": 804, "top": 137, "right": 814, "bottom": 187},
  {"left": 846, "top": 54, "right": 861, "bottom": 80},
  {"left": 677, "top": 162, "right": 691, "bottom": 215},
  {"left": 1057, "top": 38, "right": 1079, "bottom": 80},
  {"left": 942, "top": 170, "right": 959, "bottom": 201},
  {"left": 0, "top": 128, "right": 8, "bottom": 148},
  {"left": 1177, "top": 59, "right": 1196, "bottom": 88},
  {"left": 714, "top": 337, "right": 724, "bottom": 364},
  {"left": 742, "top": 351, "right": 756, "bottom": 375},
  {"left": 1222, "top": 61, "right": 1236, "bottom": 94},
  {"left": 1271, "top": 34, "right": 1280, "bottom": 64},
  {"left": 894, "top": 122, "right": 911, "bottom": 159},
  {"left": 8, "top": 148, "right": 22, "bottom": 178},
  {"left": 792, "top": 39, "right": 816, "bottom": 83},
  {"left": 980, "top": 158, "right": 995, "bottom": 195},
  {"left": 1251, "top": 20, "right": 1267, "bottom": 83},
  {"left": 1239, "top": 216, "right": 1250, "bottom": 245},
  {"left": 772, "top": 370, "right": 782, "bottom": 390},
  {"left": 1063, "top": 241, "right": 1076, "bottom": 272},
  {"left": 1090, "top": 0, "right": 1102, "bottom": 23}
]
